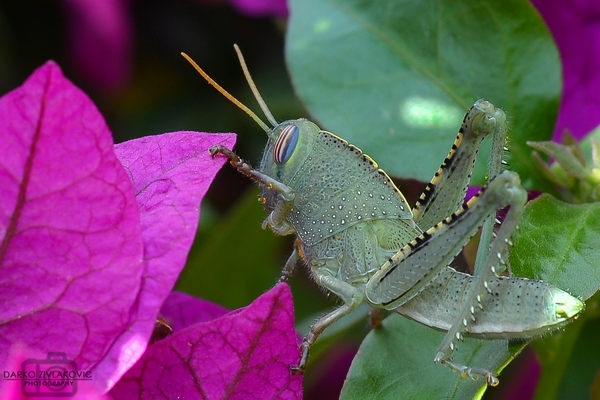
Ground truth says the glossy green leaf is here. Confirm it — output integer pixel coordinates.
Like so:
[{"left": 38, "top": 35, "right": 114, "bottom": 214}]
[
  {"left": 554, "top": 312, "right": 600, "bottom": 400},
  {"left": 341, "top": 316, "right": 522, "bottom": 400},
  {"left": 287, "top": 0, "right": 560, "bottom": 188},
  {"left": 510, "top": 194, "right": 600, "bottom": 301}
]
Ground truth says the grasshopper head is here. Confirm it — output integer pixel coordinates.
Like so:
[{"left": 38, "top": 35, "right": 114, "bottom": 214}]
[
  {"left": 182, "top": 46, "right": 325, "bottom": 206},
  {"left": 267, "top": 119, "right": 320, "bottom": 163},
  {"left": 260, "top": 119, "right": 321, "bottom": 180}
]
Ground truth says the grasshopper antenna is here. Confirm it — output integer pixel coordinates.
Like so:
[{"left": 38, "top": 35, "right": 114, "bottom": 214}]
[
  {"left": 181, "top": 46, "right": 276, "bottom": 134},
  {"left": 232, "top": 44, "right": 278, "bottom": 127}
]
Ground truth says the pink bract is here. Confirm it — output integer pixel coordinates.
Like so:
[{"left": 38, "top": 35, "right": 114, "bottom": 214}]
[
  {"left": 111, "top": 284, "right": 302, "bottom": 399},
  {"left": 0, "top": 61, "right": 241, "bottom": 395}
]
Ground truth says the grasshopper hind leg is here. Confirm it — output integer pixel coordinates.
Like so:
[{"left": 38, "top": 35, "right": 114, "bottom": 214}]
[
  {"left": 429, "top": 103, "right": 515, "bottom": 385},
  {"left": 440, "top": 359, "right": 500, "bottom": 386},
  {"left": 412, "top": 100, "right": 508, "bottom": 230},
  {"left": 432, "top": 180, "right": 525, "bottom": 386},
  {"left": 416, "top": 101, "right": 518, "bottom": 385},
  {"left": 379, "top": 100, "right": 519, "bottom": 384}
]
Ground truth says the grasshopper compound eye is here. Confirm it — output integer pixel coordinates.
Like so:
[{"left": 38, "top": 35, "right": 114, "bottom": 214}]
[{"left": 274, "top": 124, "right": 300, "bottom": 164}]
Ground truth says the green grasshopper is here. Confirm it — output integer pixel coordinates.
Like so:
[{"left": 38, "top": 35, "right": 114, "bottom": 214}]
[{"left": 183, "top": 46, "right": 583, "bottom": 386}]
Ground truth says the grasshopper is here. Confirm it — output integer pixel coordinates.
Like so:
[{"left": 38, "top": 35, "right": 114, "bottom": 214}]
[{"left": 182, "top": 46, "right": 583, "bottom": 386}]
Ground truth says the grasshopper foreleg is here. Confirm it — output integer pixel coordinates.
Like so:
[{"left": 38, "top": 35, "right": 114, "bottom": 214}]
[
  {"left": 210, "top": 145, "right": 294, "bottom": 199},
  {"left": 210, "top": 145, "right": 296, "bottom": 234},
  {"left": 279, "top": 246, "right": 301, "bottom": 282}
]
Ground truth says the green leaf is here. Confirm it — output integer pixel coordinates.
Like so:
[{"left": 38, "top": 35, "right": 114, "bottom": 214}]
[
  {"left": 341, "top": 316, "right": 523, "bottom": 400},
  {"left": 510, "top": 194, "right": 600, "bottom": 301},
  {"left": 554, "top": 314, "right": 600, "bottom": 400},
  {"left": 286, "top": 0, "right": 560, "bottom": 188}
]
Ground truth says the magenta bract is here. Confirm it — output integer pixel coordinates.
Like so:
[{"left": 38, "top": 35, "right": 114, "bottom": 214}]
[{"left": 0, "top": 61, "right": 237, "bottom": 395}]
